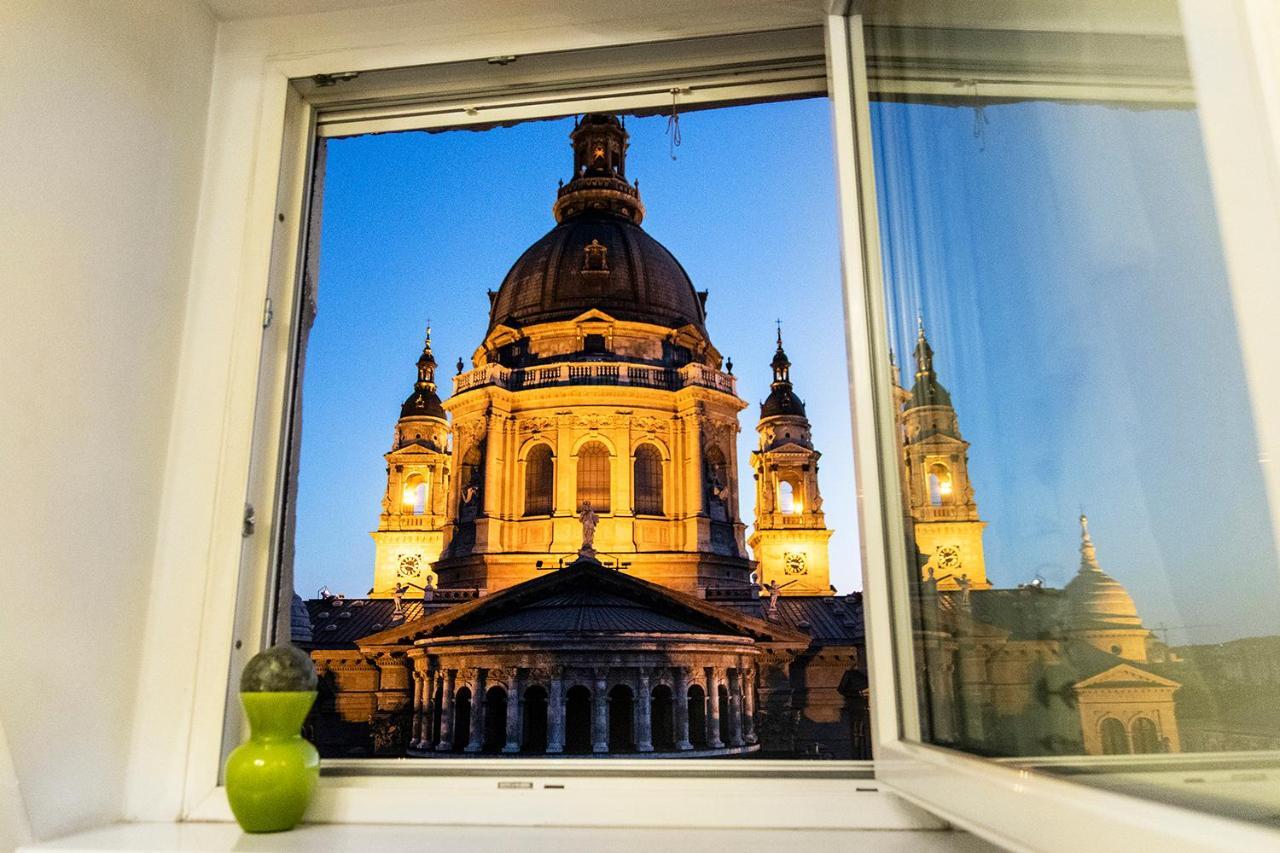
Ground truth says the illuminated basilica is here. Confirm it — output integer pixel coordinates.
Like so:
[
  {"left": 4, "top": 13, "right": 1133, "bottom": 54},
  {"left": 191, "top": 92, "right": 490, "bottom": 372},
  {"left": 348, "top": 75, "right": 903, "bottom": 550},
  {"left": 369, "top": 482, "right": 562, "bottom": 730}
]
[{"left": 298, "top": 114, "right": 1183, "bottom": 761}]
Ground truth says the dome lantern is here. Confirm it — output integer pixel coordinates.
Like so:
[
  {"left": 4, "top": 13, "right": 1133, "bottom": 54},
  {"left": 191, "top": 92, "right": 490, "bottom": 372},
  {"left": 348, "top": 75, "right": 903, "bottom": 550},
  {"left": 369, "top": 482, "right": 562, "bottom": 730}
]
[{"left": 487, "top": 114, "right": 708, "bottom": 335}]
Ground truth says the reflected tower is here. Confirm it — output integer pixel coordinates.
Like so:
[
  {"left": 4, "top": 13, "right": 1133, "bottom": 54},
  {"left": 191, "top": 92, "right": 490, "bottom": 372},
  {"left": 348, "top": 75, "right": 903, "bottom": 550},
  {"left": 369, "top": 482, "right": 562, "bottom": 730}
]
[{"left": 899, "top": 320, "right": 989, "bottom": 589}]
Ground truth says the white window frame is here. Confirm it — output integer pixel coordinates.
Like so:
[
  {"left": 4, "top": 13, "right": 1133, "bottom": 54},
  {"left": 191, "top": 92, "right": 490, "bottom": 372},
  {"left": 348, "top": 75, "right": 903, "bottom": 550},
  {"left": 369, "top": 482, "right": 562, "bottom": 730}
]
[{"left": 125, "top": 2, "right": 1280, "bottom": 848}]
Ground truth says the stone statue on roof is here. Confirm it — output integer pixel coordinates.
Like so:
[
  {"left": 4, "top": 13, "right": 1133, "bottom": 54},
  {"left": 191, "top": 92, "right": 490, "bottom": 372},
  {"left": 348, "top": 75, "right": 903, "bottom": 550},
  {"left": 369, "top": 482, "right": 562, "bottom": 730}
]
[{"left": 578, "top": 501, "right": 599, "bottom": 555}]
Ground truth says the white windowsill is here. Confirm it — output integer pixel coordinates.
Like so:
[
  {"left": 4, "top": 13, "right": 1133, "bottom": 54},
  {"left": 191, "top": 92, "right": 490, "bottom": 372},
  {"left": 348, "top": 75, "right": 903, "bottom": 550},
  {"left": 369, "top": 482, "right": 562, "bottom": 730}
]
[{"left": 22, "top": 822, "right": 995, "bottom": 853}]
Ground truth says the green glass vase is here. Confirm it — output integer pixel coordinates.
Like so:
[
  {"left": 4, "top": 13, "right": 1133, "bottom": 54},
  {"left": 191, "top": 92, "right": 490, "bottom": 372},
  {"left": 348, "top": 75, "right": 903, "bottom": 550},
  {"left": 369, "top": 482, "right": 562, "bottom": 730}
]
[{"left": 225, "top": 691, "right": 320, "bottom": 833}]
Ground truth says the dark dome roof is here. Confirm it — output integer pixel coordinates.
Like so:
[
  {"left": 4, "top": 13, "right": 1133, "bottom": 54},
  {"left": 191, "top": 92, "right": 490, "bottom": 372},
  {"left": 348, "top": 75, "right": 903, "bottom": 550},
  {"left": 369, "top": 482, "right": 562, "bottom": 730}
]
[
  {"left": 488, "top": 209, "right": 706, "bottom": 334},
  {"left": 762, "top": 386, "right": 806, "bottom": 418},
  {"left": 909, "top": 376, "right": 952, "bottom": 408},
  {"left": 401, "top": 388, "right": 445, "bottom": 420}
]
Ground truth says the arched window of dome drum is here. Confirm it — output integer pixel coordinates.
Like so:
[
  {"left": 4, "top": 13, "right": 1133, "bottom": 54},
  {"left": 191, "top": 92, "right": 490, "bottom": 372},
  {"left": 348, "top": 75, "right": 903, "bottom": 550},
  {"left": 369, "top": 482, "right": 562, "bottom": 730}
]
[
  {"left": 1100, "top": 717, "right": 1130, "bottom": 755},
  {"left": 523, "top": 444, "right": 554, "bottom": 516},
  {"left": 927, "top": 462, "right": 952, "bottom": 506},
  {"left": 577, "top": 441, "right": 611, "bottom": 513},
  {"left": 633, "top": 444, "right": 663, "bottom": 515},
  {"left": 1131, "top": 717, "right": 1162, "bottom": 754}
]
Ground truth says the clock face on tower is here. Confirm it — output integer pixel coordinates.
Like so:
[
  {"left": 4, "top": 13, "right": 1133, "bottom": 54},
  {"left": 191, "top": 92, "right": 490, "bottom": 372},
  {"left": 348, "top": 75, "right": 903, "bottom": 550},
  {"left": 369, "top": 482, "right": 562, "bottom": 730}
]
[{"left": 936, "top": 545, "right": 961, "bottom": 572}]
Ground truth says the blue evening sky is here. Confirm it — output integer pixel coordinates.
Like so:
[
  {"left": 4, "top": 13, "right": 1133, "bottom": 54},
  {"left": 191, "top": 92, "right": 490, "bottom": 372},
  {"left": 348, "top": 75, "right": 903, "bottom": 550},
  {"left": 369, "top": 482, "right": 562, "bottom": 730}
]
[{"left": 294, "top": 97, "right": 1278, "bottom": 644}]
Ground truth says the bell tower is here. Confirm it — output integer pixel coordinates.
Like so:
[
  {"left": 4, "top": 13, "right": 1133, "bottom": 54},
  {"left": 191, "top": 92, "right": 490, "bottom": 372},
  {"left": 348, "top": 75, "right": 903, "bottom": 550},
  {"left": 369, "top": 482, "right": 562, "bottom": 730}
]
[
  {"left": 899, "top": 320, "right": 989, "bottom": 590},
  {"left": 748, "top": 326, "right": 834, "bottom": 595},
  {"left": 371, "top": 325, "right": 451, "bottom": 597}
]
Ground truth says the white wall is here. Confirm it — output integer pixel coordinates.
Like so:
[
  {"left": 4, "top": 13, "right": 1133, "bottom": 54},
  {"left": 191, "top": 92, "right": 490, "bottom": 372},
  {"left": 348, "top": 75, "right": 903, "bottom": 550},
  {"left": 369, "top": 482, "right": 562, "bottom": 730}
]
[{"left": 0, "top": 0, "right": 216, "bottom": 842}]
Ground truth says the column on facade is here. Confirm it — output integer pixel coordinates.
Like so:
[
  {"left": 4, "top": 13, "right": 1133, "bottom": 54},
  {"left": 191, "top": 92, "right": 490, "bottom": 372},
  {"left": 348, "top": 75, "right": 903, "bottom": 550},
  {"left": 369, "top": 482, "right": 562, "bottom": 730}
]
[
  {"left": 684, "top": 414, "right": 705, "bottom": 515},
  {"left": 706, "top": 667, "right": 724, "bottom": 749},
  {"left": 635, "top": 669, "right": 653, "bottom": 752},
  {"left": 674, "top": 667, "right": 692, "bottom": 750},
  {"left": 727, "top": 668, "right": 744, "bottom": 747},
  {"left": 554, "top": 417, "right": 575, "bottom": 519},
  {"left": 421, "top": 667, "right": 438, "bottom": 751},
  {"left": 435, "top": 669, "right": 456, "bottom": 752},
  {"left": 481, "top": 410, "right": 504, "bottom": 517},
  {"left": 547, "top": 670, "right": 565, "bottom": 754},
  {"left": 465, "top": 668, "right": 486, "bottom": 752},
  {"left": 503, "top": 670, "right": 522, "bottom": 753},
  {"left": 592, "top": 671, "right": 609, "bottom": 753},
  {"left": 409, "top": 671, "right": 424, "bottom": 749},
  {"left": 742, "top": 665, "right": 758, "bottom": 745}
]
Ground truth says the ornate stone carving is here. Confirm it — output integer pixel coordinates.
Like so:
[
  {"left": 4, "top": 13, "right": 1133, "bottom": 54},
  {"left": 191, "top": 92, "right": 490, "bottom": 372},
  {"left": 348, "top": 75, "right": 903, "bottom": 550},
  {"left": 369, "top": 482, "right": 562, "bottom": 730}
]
[
  {"left": 575, "top": 413, "right": 615, "bottom": 431},
  {"left": 631, "top": 415, "right": 666, "bottom": 434},
  {"left": 519, "top": 416, "right": 556, "bottom": 434}
]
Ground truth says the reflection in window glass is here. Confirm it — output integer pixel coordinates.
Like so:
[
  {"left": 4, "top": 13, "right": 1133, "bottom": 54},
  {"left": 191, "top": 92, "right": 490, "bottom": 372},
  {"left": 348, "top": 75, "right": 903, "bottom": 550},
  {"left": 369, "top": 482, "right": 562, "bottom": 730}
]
[{"left": 867, "top": 11, "right": 1280, "bottom": 822}]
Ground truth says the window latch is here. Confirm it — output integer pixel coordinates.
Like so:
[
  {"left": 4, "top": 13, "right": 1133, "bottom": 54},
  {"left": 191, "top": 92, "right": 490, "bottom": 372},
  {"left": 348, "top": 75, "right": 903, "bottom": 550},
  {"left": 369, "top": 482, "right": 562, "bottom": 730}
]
[
  {"left": 262, "top": 296, "right": 274, "bottom": 329},
  {"left": 243, "top": 503, "right": 256, "bottom": 538}
]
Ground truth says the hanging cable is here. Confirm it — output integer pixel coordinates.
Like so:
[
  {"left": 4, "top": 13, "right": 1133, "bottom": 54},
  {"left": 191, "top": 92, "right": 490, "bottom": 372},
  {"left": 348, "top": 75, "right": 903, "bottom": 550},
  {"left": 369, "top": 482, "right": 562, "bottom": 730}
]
[
  {"left": 967, "top": 79, "right": 990, "bottom": 151},
  {"left": 666, "top": 87, "right": 684, "bottom": 160}
]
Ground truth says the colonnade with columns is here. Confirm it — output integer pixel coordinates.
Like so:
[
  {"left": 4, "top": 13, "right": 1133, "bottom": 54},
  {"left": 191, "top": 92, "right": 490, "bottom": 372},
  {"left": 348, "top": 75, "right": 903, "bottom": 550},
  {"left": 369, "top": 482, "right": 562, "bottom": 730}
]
[{"left": 404, "top": 653, "right": 760, "bottom": 755}]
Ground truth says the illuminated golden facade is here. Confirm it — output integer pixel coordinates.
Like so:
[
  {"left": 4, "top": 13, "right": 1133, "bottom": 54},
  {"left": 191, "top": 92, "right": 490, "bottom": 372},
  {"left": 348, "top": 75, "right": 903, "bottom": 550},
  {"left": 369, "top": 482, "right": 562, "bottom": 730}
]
[
  {"left": 429, "top": 114, "right": 753, "bottom": 596},
  {"left": 371, "top": 329, "right": 449, "bottom": 597},
  {"left": 748, "top": 330, "right": 833, "bottom": 595}
]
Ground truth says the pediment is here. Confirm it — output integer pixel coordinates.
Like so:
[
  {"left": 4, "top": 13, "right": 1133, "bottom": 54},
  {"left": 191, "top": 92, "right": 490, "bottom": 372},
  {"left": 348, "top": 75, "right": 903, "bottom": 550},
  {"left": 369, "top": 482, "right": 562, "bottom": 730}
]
[
  {"left": 1073, "top": 663, "right": 1180, "bottom": 691},
  {"left": 386, "top": 442, "right": 442, "bottom": 459},
  {"left": 358, "top": 557, "right": 809, "bottom": 648},
  {"left": 571, "top": 309, "right": 619, "bottom": 325},
  {"left": 768, "top": 441, "right": 813, "bottom": 455}
]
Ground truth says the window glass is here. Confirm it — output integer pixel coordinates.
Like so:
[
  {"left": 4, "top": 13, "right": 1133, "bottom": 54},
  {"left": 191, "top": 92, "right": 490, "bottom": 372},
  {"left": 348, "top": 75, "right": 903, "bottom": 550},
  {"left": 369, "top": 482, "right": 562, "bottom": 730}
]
[
  {"left": 524, "top": 444, "right": 554, "bottom": 516},
  {"left": 865, "top": 8, "right": 1280, "bottom": 822},
  {"left": 286, "top": 100, "right": 867, "bottom": 763},
  {"left": 575, "top": 441, "right": 611, "bottom": 514},
  {"left": 633, "top": 444, "right": 663, "bottom": 515}
]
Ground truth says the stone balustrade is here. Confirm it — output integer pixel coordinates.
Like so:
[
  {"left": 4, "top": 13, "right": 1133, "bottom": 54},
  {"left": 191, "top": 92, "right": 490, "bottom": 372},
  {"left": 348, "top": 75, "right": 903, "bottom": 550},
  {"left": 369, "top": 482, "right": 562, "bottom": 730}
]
[{"left": 452, "top": 360, "right": 737, "bottom": 397}]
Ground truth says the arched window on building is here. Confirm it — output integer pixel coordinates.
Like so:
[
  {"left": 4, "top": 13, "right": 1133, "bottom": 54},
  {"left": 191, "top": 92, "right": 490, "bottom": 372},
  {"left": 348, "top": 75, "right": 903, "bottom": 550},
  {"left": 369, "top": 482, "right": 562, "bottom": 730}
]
[
  {"left": 458, "top": 443, "right": 484, "bottom": 515},
  {"left": 1131, "top": 717, "right": 1161, "bottom": 754},
  {"left": 523, "top": 444, "right": 554, "bottom": 516},
  {"left": 482, "top": 686, "right": 507, "bottom": 753},
  {"left": 687, "top": 684, "right": 707, "bottom": 748},
  {"left": 650, "top": 684, "right": 675, "bottom": 751},
  {"left": 608, "top": 684, "right": 635, "bottom": 752},
  {"left": 1100, "top": 717, "right": 1130, "bottom": 755},
  {"left": 633, "top": 444, "right": 663, "bottom": 515},
  {"left": 452, "top": 687, "right": 472, "bottom": 752},
  {"left": 577, "top": 441, "right": 611, "bottom": 513},
  {"left": 564, "top": 685, "right": 593, "bottom": 754},
  {"left": 927, "top": 462, "right": 953, "bottom": 506},
  {"left": 403, "top": 473, "right": 427, "bottom": 515},
  {"left": 778, "top": 480, "right": 797, "bottom": 514},
  {"left": 521, "top": 685, "right": 548, "bottom": 754}
]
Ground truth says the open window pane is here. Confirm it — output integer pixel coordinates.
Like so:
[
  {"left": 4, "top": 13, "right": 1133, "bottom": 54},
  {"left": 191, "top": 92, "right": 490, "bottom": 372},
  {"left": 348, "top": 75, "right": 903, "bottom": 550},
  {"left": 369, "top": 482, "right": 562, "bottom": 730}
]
[{"left": 864, "top": 6, "right": 1280, "bottom": 824}]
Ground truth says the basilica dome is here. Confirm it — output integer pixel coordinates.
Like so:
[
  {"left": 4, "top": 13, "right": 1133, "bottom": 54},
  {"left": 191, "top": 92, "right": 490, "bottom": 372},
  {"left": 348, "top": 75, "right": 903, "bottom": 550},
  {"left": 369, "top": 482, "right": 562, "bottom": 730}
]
[
  {"left": 488, "top": 210, "right": 706, "bottom": 334},
  {"left": 1065, "top": 516, "right": 1142, "bottom": 629},
  {"left": 486, "top": 114, "right": 707, "bottom": 335}
]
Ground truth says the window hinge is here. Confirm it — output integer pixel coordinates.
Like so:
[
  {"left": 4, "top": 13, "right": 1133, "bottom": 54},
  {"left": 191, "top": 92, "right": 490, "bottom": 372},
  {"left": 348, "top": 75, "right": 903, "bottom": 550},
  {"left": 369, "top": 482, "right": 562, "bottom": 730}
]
[
  {"left": 262, "top": 296, "right": 274, "bottom": 329},
  {"left": 243, "top": 503, "right": 256, "bottom": 537}
]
